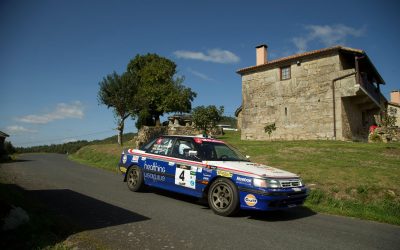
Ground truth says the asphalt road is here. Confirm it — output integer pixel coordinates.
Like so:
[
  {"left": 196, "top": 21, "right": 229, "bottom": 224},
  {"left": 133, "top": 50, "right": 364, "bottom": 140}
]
[{"left": 1, "top": 153, "right": 399, "bottom": 250}]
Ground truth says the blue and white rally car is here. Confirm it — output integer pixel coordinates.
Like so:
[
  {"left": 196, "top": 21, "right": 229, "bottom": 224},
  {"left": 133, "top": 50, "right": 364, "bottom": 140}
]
[{"left": 119, "top": 135, "right": 308, "bottom": 216}]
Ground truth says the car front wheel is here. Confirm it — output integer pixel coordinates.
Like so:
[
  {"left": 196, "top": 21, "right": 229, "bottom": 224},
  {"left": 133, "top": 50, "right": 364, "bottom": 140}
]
[
  {"left": 208, "top": 178, "right": 239, "bottom": 216},
  {"left": 127, "top": 166, "right": 144, "bottom": 192}
]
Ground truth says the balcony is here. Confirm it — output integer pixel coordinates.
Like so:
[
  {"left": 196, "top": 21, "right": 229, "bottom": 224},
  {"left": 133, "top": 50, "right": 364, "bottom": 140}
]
[{"left": 358, "top": 73, "right": 381, "bottom": 107}]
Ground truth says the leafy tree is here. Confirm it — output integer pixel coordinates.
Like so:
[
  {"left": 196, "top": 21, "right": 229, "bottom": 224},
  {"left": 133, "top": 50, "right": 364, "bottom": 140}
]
[
  {"left": 192, "top": 105, "right": 224, "bottom": 135},
  {"left": 127, "top": 54, "right": 196, "bottom": 127},
  {"left": 98, "top": 71, "right": 138, "bottom": 145}
]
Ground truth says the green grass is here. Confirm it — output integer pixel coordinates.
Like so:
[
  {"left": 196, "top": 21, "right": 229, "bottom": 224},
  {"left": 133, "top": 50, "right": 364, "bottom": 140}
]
[
  {"left": 68, "top": 140, "right": 137, "bottom": 172},
  {"left": 70, "top": 131, "right": 400, "bottom": 225}
]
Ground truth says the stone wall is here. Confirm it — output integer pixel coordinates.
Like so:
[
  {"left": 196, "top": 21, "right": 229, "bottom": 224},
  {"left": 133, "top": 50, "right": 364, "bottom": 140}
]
[
  {"left": 168, "top": 126, "right": 201, "bottom": 136},
  {"left": 241, "top": 52, "right": 347, "bottom": 140},
  {"left": 136, "top": 126, "right": 168, "bottom": 148}
]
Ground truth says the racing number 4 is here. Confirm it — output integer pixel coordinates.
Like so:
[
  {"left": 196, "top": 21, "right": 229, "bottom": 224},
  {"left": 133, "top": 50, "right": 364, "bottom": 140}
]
[
  {"left": 175, "top": 167, "right": 197, "bottom": 189},
  {"left": 179, "top": 171, "right": 185, "bottom": 181}
]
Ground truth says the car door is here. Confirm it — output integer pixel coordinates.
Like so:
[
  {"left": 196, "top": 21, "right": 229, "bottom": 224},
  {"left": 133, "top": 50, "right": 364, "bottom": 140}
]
[
  {"left": 143, "top": 137, "right": 176, "bottom": 189},
  {"left": 171, "top": 138, "right": 204, "bottom": 196}
]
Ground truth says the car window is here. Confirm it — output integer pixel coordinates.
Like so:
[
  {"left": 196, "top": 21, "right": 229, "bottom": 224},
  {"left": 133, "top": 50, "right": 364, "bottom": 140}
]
[
  {"left": 172, "top": 139, "right": 199, "bottom": 161},
  {"left": 148, "top": 137, "right": 174, "bottom": 156},
  {"left": 197, "top": 142, "right": 249, "bottom": 161},
  {"left": 214, "top": 144, "right": 238, "bottom": 160}
]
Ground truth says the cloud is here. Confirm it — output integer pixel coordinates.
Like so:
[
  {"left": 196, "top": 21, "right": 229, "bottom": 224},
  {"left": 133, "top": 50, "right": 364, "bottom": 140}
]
[
  {"left": 187, "top": 68, "right": 215, "bottom": 81},
  {"left": 173, "top": 49, "right": 240, "bottom": 64},
  {"left": 293, "top": 24, "right": 366, "bottom": 52},
  {"left": 17, "top": 101, "right": 84, "bottom": 124},
  {"left": 5, "top": 125, "right": 37, "bottom": 134},
  {"left": 62, "top": 138, "right": 78, "bottom": 143}
]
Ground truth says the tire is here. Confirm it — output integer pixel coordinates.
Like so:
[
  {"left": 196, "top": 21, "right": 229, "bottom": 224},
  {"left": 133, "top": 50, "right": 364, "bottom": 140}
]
[
  {"left": 208, "top": 178, "right": 239, "bottom": 216},
  {"left": 126, "top": 166, "right": 144, "bottom": 192}
]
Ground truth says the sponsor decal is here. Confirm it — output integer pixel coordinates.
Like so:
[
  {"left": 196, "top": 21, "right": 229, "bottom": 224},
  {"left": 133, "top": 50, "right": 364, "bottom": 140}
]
[
  {"left": 168, "top": 161, "right": 175, "bottom": 166},
  {"left": 175, "top": 166, "right": 197, "bottom": 189},
  {"left": 131, "top": 155, "right": 139, "bottom": 163},
  {"left": 292, "top": 188, "right": 302, "bottom": 192},
  {"left": 144, "top": 162, "right": 166, "bottom": 173},
  {"left": 244, "top": 194, "right": 258, "bottom": 207},
  {"left": 203, "top": 168, "right": 212, "bottom": 173},
  {"left": 236, "top": 176, "right": 252, "bottom": 184},
  {"left": 194, "top": 138, "right": 224, "bottom": 144},
  {"left": 144, "top": 172, "right": 165, "bottom": 182},
  {"left": 177, "top": 165, "right": 191, "bottom": 170},
  {"left": 203, "top": 176, "right": 210, "bottom": 181},
  {"left": 217, "top": 170, "right": 232, "bottom": 178},
  {"left": 122, "top": 154, "right": 128, "bottom": 164},
  {"left": 141, "top": 156, "right": 147, "bottom": 161}
]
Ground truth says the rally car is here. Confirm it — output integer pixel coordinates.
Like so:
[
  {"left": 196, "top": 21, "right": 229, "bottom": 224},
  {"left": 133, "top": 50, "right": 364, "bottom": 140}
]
[{"left": 119, "top": 135, "right": 308, "bottom": 216}]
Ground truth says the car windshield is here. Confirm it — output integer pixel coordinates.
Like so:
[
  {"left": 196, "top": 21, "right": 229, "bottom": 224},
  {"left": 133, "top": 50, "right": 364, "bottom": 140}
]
[{"left": 197, "top": 141, "right": 249, "bottom": 161}]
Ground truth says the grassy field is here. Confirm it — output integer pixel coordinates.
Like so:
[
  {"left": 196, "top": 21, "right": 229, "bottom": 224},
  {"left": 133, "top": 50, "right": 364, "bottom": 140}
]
[{"left": 70, "top": 131, "right": 400, "bottom": 225}]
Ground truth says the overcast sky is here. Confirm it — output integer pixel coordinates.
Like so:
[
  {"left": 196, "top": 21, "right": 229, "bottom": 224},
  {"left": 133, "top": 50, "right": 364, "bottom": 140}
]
[{"left": 1, "top": 0, "right": 399, "bottom": 146}]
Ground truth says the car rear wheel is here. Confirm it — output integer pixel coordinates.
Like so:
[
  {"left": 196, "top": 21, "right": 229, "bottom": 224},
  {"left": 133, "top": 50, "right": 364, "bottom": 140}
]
[
  {"left": 127, "top": 166, "right": 144, "bottom": 192},
  {"left": 208, "top": 178, "right": 239, "bottom": 216}
]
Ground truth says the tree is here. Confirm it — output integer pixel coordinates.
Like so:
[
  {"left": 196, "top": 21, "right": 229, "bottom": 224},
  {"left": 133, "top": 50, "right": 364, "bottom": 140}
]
[
  {"left": 98, "top": 71, "right": 138, "bottom": 145},
  {"left": 127, "top": 54, "right": 196, "bottom": 127},
  {"left": 192, "top": 105, "right": 224, "bottom": 135}
]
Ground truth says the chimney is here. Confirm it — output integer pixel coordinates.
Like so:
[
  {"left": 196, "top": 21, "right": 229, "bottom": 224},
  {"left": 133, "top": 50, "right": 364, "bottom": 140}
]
[
  {"left": 391, "top": 90, "right": 400, "bottom": 104},
  {"left": 256, "top": 44, "right": 268, "bottom": 66}
]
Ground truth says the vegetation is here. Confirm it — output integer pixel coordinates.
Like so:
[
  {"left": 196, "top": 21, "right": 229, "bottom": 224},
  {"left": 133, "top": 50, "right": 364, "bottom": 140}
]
[
  {"left": 0, "top": 141, "right": 16, "bottom": 162},
  {"left": 220, "top": 131, "right": 400, "bottom": 225},
  {"left": 219, "top": 116, "right": 237, "bottom": 128},
  {"left": 98, "top": 72, "right": 138, "bottom": 145},
  {"left": 71, "top": 131, "right": 400, "bottom": 225},
  {"left": 127, "top": 53, "right": 197, "bottom": 128},
  {"left": 264, "top": 123, "right": 276, "bottom": 138},
  {"left": 192, "top": 105, "right": 224, "bottom": 135},
  {"left": 15, "top": 133, "right": 136, "bottom": 154},
  {"left": 98, "top": 54, "right": 196, "bottom": 143}
]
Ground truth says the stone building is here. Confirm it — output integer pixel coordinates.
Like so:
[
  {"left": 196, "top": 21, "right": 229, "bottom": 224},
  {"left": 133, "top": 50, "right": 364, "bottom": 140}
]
[
  {"left": 388, "top": 90, "right": 400, "bottom": 127},
  {"left": 236, "top": 45, "right": 386, "bottom": 141}
]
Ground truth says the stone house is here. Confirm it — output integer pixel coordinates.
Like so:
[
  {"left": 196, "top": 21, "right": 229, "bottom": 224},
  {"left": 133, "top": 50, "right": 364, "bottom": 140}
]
[
  {"left": 236, "top": 45, "right": 386, "bottom": 141},
  {"left": 388, "top": 90, "right": 400, "bottom": 127}
]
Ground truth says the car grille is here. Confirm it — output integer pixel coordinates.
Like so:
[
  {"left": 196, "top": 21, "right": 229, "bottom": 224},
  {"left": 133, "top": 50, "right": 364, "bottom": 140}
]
[{"left": 279, "top": 179, "right": 301, "bottom": 187}]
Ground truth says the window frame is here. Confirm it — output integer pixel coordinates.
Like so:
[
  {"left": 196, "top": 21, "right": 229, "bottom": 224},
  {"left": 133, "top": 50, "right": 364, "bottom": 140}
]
[{"left": 280, "top": 66, "right": 291, "bottom": 80}]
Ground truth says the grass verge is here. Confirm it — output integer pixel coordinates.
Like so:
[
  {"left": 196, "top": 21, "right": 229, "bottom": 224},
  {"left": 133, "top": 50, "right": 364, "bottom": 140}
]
[{"left": 70, "top": 131, "right": 400, "bottom": 225}]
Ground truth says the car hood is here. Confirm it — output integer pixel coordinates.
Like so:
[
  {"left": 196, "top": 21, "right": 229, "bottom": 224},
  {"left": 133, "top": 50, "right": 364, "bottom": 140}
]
[{"left": 204, "top": 161, "right": 299, "bottom": 178}]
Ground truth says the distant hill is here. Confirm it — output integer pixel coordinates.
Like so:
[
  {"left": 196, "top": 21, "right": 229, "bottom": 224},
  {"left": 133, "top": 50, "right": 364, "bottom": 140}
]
[{"left": 16, "top": 133, "right": 137, "bottom": 154}]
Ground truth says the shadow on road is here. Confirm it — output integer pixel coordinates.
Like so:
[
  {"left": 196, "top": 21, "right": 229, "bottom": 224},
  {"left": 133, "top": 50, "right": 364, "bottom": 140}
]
[
  {"left": 145, "top": 186, "right": 316, "bottom": 221},
  {"left": 244, "top": 206, "right": 316, "bottom": 221},
  {"left": 0, "top": 184, "right": 149, "bottom": 249}
]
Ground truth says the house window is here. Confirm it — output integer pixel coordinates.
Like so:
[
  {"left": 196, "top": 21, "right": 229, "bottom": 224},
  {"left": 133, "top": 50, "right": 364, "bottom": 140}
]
[{"left": 281, "top": 66, "right": 291, "bottom": 80}]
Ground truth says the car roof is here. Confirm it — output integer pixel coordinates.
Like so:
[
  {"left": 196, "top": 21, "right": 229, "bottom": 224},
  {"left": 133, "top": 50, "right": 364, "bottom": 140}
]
[{"left": 159, "top": 135, "right": 226, "bottom": 144}]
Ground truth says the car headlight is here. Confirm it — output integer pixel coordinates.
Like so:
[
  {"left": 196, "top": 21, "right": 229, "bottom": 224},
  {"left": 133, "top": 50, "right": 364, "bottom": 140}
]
[
  {"left": 253, "top": 178, "right": 268, "bottom": 188},
  {"left": 253, "top": 178, "right": 281, "bottom": 188}
]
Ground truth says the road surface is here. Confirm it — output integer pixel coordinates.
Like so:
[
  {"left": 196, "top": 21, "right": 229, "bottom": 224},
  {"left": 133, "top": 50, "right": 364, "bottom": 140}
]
[{"left": 1, "top": 153, "right": 399, "bottom": 249}]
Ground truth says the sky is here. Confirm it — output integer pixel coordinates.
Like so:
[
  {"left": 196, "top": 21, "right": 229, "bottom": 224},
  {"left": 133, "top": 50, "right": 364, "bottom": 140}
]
[{"left": 1, "top": 0, "right": 400, "bottom": 147}]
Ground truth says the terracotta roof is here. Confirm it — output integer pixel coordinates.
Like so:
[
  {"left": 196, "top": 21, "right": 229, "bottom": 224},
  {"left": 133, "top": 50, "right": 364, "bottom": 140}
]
[{"left": 237, "top": 46, "right": 365, "bottom": 75}]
